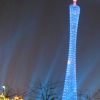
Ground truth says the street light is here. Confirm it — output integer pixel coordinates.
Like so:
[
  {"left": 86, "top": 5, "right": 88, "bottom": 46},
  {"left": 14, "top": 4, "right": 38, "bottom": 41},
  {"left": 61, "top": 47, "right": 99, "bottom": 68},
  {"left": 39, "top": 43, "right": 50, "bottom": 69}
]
[{"left": 2, "top": 85, "right": 6, "bottom": 95}]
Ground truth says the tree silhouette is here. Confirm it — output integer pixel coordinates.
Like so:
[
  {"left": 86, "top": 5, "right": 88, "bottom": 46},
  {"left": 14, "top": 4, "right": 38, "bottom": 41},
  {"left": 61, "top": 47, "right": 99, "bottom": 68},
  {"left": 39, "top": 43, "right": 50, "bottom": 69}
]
[{"left": 26, "top": 80, "right": 63, "bottom": 100}]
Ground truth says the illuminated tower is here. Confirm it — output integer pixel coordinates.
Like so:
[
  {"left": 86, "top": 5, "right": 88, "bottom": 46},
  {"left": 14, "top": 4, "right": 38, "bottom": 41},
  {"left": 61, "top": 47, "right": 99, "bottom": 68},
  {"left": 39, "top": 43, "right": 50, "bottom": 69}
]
[{"left": 62, "top": 0, "right": 80, "bottom": 100}]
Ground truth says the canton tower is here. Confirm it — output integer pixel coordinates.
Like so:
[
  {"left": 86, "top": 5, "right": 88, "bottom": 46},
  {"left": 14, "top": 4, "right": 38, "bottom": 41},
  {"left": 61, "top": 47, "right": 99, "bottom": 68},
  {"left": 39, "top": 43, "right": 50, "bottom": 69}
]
[{"left": 62, "top": 0, "right": 80, "bottom": 100}]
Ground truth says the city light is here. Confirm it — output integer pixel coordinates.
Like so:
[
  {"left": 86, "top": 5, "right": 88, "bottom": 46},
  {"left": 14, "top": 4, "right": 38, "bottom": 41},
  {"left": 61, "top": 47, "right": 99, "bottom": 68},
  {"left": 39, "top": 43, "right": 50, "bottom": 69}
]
[{"left": 62, "top": 1, "right": 80, "bottom": 100}]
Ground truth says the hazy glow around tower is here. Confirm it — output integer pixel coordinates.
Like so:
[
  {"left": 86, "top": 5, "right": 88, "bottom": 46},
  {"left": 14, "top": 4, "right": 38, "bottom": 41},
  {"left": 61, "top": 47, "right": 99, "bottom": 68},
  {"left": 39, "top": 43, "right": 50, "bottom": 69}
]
[
  {"left": 73, "top": 0, "right": 77, "bottom": 5},
  {"left": 62, "top": 0, "right": 80, "bottom": 100}
]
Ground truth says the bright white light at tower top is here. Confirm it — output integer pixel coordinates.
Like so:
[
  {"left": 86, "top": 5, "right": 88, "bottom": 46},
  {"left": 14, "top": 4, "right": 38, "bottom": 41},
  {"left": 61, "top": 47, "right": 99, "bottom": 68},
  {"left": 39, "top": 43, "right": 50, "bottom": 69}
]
[{"left": 73, "top": 0, "right": 77, "bottom": 5}]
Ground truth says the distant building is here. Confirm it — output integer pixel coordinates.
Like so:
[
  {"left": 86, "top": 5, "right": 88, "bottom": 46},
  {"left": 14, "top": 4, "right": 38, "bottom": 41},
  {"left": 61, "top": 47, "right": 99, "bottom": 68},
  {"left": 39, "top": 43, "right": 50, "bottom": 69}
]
[
  {"left": 12, "top": 96, "right": 23, "bottom": 100},
  {"left": 0, "top": 93, "right": 9, "bottom": 100}
]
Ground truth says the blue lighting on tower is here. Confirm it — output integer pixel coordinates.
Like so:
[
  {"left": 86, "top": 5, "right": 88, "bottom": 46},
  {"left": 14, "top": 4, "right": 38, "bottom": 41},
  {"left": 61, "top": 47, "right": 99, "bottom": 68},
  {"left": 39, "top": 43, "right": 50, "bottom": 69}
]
[{"left": 62, "top": 1, "right": 80, "bottom": 100}]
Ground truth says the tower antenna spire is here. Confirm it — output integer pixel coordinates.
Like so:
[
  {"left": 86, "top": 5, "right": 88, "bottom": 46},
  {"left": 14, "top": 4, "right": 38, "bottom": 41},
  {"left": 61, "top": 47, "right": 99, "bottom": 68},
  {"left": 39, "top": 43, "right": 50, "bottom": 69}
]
[{"left": 73, "top": 0, "right": 77, "bottom": 5}]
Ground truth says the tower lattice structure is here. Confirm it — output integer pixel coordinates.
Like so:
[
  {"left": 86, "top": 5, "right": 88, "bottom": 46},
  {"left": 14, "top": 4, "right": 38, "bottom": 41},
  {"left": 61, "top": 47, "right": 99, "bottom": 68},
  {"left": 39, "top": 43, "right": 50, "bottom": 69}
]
[{"left": 62, "top": 0, "right": 80, "bottom": 100}]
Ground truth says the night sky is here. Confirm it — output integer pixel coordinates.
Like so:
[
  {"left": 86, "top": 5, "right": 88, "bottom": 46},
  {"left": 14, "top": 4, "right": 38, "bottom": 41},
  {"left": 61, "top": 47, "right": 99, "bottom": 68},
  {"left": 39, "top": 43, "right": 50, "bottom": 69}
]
[
  {"left": 0, "top": 0, "right": 100, "bottom": 98},
  {"left": 0, "top": 0, "right": 65, "bottom": 95},
  {"left": 77, "top": 0, "right": 100, "bottom": 96}
]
